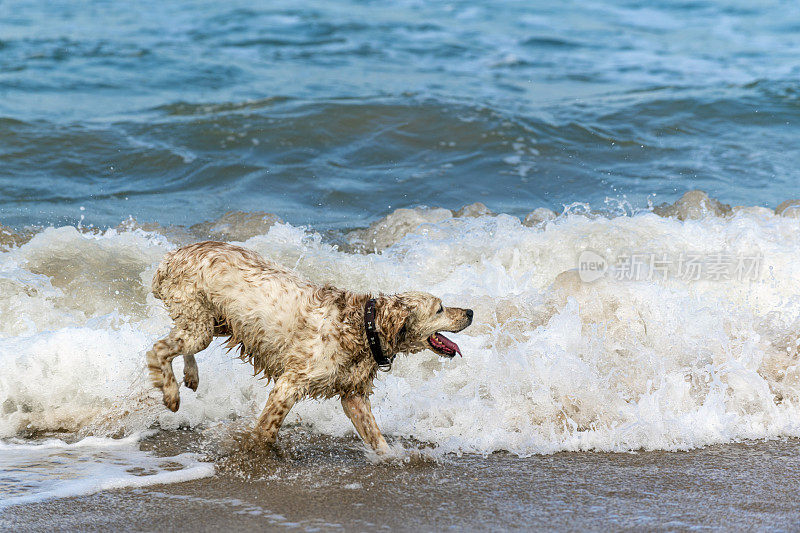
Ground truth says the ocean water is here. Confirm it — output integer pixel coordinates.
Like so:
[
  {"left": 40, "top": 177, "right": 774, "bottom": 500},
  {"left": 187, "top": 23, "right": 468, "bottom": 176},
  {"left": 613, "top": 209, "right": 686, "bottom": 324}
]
[
  {"left": 2, "top": 0, "right": 800, "bottom": 229},
  {"left": 1, "top": 0, "right": 800, "bottom": 509}
]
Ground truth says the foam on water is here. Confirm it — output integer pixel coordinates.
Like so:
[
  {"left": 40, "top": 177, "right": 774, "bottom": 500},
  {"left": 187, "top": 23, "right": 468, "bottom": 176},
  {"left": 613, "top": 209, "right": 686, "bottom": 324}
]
[
  {"left": 2, "top": 200, "right": 800, "bottom": 474},
  {"left": 0, "top": 433, "right": 214, "bottom": 509}
]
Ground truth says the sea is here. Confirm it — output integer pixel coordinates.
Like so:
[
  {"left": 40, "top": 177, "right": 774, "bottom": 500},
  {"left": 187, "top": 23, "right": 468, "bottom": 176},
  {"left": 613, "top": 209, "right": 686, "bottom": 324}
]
[{"left": 1, "top": 0, "right": 800, "bottom": 516}]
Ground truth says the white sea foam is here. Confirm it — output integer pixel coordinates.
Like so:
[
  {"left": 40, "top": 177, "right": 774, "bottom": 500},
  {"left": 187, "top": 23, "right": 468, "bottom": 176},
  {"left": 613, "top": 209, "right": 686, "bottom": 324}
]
[
  {"left": 2, "top": 206, "right": 800, "bottom": 465},
  {"left": 0, "top": 433, "right": 214, "bottom": 509}
]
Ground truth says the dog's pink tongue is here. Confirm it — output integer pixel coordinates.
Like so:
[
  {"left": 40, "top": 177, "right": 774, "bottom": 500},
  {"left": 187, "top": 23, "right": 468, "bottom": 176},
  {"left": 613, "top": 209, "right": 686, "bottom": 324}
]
[{"left": 435, "top": 333, "right": 462, "bottom": 357}]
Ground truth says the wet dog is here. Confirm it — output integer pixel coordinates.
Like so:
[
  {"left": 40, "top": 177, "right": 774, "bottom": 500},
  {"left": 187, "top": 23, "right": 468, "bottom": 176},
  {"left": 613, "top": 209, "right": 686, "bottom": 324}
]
[{"left": 146, "top": 241, "right": 473, "bottom": 454}]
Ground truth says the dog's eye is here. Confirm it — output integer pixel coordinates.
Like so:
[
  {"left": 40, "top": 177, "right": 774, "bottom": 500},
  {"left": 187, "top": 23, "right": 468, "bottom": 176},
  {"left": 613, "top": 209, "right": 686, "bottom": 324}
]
[{"left": 436, "top": 304, "right": 443, "bottom": 314}]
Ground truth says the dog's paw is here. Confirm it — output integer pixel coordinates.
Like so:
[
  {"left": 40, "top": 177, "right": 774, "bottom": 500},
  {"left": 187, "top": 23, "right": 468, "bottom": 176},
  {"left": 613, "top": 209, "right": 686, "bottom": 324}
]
[
  {"left": 162, "top": 391, "right": 180, "bottom": 412},
  {"left": 183, "top": 373, "right": 199, "bottom": 391}
]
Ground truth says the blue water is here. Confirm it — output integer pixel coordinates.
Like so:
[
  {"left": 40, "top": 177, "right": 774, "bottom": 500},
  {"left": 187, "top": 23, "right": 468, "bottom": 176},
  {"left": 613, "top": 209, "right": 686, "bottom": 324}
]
[{"left": 1, "top": 0, "right": 798, "bottom": 229}]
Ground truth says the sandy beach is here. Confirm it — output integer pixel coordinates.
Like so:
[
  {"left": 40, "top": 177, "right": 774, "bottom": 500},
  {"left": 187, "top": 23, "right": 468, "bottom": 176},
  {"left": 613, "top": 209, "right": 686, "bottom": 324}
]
[{"left": 3, "top": 430, "right": 800, "bottom": 531}]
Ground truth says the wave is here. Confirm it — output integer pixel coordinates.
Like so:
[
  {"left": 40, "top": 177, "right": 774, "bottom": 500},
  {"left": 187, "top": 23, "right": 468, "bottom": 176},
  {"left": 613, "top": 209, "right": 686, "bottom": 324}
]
[
  {"left": 0, "top": 433, "right": 213, "bottom": 509},
  {"left": 2, "top": 192, "right": 800, "bottom": 456},
  {"left": 6, "top": 79, "right": 800, "bottom": 231}
]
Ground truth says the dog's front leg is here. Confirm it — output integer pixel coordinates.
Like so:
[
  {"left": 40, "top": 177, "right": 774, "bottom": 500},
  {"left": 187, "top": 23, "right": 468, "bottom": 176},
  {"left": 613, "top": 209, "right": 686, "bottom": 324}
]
[
  {"left": 254, "top": 373, "right": 302, "bottom": 446},
  {"left": 341, "top": 395, "right": 390, "bottom": 455}
]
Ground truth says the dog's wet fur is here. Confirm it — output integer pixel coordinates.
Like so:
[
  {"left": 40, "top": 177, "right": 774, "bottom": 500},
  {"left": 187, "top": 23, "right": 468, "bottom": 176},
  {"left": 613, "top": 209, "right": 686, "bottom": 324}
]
[{"left": 146, "top": 241, "right": 473, "bottom": 454}]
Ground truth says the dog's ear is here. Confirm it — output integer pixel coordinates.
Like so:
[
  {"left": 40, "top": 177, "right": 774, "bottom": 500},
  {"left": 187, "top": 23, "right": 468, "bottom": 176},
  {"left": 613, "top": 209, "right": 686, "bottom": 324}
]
[{"left": 376, "top": 296, "right": 410, "bottom": 353}]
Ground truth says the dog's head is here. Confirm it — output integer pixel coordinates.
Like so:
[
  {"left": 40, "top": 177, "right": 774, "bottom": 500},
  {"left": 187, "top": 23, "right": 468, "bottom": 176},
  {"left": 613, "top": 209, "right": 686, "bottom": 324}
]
[{"left": 376, "top": 292, "right": 473, "bottom": 358}]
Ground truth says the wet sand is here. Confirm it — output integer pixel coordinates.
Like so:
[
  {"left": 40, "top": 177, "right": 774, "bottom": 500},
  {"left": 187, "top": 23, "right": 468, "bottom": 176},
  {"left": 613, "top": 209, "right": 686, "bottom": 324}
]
[{"left": 3, "top": 430, "right": 800, "bottom": 532}]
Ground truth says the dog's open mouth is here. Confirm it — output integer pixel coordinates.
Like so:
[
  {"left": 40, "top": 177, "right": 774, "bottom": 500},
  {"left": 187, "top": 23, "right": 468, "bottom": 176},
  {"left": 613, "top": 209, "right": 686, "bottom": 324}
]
[{"left": 427, "top": 332, "right": 461, "bottom": 358}]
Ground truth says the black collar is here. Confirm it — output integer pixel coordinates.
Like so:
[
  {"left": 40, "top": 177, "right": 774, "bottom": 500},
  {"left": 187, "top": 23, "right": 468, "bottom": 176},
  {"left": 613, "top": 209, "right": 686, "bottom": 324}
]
[{"left": 364, "top": 298, "right": 392, "bottom": 371}]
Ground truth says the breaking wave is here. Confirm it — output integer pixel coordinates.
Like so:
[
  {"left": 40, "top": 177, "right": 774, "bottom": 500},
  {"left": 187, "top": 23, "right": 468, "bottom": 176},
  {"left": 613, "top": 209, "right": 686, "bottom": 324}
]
[{"left": 2, "top": 192, "right": 800, "bottom": 457}]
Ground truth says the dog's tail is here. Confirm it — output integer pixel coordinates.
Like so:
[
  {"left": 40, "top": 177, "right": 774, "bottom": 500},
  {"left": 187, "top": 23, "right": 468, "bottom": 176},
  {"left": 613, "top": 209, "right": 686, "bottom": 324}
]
[{"left": 151, "top": 250, "right": 177, "bottom": 301}]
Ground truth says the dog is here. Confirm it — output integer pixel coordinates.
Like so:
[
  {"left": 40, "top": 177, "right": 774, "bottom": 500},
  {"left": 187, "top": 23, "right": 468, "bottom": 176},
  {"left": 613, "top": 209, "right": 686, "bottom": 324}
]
[{"left": 146, "top": 241, "right": 473, "bottom": 454}]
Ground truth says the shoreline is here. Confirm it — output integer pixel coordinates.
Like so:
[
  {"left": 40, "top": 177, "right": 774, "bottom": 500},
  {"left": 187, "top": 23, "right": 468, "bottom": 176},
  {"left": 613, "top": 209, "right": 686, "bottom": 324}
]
[{"left": 3, "top": 436, "right": 800, "bottom": 531}]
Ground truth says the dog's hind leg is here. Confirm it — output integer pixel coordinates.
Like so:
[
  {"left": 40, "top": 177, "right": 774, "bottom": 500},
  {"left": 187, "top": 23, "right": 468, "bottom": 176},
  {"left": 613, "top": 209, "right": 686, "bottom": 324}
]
[
  {"left": 341, "top": 395, "right": 390, "bottom": 455},
  {"left": 146, "top": 317, "right": 213, "bottom": 412},
  {"left": 254, "top": 373, "right": 304, "bottom": 446},
  {"left": 145, "top": 332, "right": 184, "bottom": 412}
]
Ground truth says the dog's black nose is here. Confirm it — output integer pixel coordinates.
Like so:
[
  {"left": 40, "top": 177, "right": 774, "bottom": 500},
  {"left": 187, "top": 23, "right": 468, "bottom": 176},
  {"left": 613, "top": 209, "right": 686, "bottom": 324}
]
[{"left": 465, "top": 309, "right": 474, "bottom": 322}]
